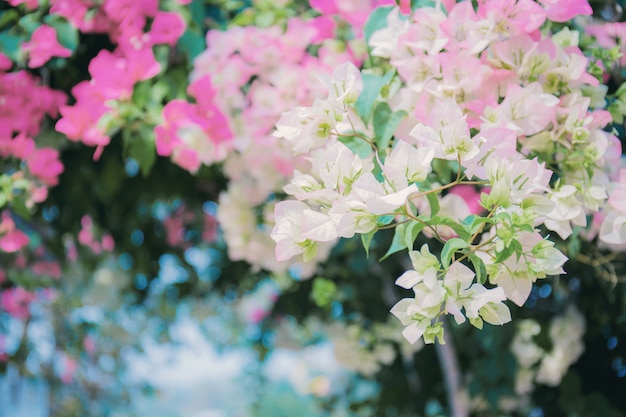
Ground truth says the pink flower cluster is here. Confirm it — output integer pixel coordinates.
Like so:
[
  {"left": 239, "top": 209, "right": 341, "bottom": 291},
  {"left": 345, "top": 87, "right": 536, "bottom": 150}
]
[
  {"left": 187, "top": 12, "right": 376, "bottom": 273},
  {"left": 77, "top": 215, "right": 115, "bottom": 255},
  {"left": 156, "top": 77, "right": 234, "bottom": 172},
  {"left": 0, "top": 287, "right": 35, "bottom": 320},
  {"left": 54, "top": 0, "right": 186, "bottom": 158},
  {"left": 22, "top": 25, "right": 72, "bottom": 68},
  {"left": 310, "top": 0, "right": 397, "bottom": 36},
  {"left": 587, "top": 21, "right": 626, "bottom": 67},
  {"left": 161, "top": 204, "right": 218, "bottom": 248},
  {"left": 0, "top": 68, "right": 66, "bottom": 214}
]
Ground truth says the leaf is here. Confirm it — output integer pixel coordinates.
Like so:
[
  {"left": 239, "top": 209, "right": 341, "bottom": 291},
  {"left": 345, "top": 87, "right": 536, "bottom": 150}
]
[
  {"left": 124, "top": 131, "right": 156, "bottom": 177},
  {"left": 337, "top": 134, "right": 373, "bottom": 158},
  {"left": 494, "top": 239, "right": 520, "bottom": 263},
  {"left": 0, "top": 10, "right": 19, "bottom": 30},
  {"left": 361, "top": 229, "right": 377, "bottom": 258},
  {"left": 469, "top": 253, "right": 488, "bottom": 285},
  {"left": 411, "top": 0, "right": 438, "bottom": 12},
  {"left": 426, "top": 192, "right": 440, "bottom": 217},
  {"left": 11, "top": 195, "right": 31, "bottom": 220},
  {"left": 404, "top": 221, "right": 426, "bottom": 250},
  {"left": 177, "top": 28, "right": 206, "bottom": 60},
  {"left": 380, "top": 223, "right": 408, "bottom": 261},
  {"left": 18, "top": 14, "right": 39, "bottom": 36},
  {"left": 373, "top": 102, "right": 407, "bottom": 151},
  {"left": 0, "top": 31, "right": 21, "bottom": 61},
  {"left": 441, "top": 238, "right": 469, "bottom": 269},
  {"left": 462, "top": 214, "right": 490, "bottom": 234},
  {"left": 435, "top": 216, "right": 470, "bottom": 241},
  {"left": 363, "top": 5, "right": 394, "bottom": 44},
  {"left": 354, "top": 70, "right": 395, "bottom": 123},
  {"left": 311, "top": 277, "right": 337, "bottom": 308}
]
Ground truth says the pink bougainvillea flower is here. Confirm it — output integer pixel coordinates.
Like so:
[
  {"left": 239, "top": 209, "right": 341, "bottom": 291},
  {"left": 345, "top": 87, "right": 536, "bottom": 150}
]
[
  {"left": 0, "top": 287, "right": 35, "bottom": 320},
  {"left": 7, "top": 0, "right": 38, "bottom": 9},
  {"left": 0, "top": 214, "right": 29, "bottom": 253},
  {"left": 309, "top": 0, "right": 339, "bottom": 14},
  {"left": 0, "top": 229, "right": 29, "bottom": 253},
  {"left": 27, "top": 148, "right": 64, "bottom": 186},
  {"left": 8, "top": 133, "right": 35, "bottom": 160},
  {"left": 23, "top": 25, "right": 72, "bottom": 68},
  {"left": 309, "top": 16, "right": 336, "bottom": 43},
  {"left": 149, "top": 11, "right": 186, "bottom": 46},
  {"left": 539, "top": 0, "right": 592, "bottom": 22},
  {"left": 0, "top": 53, "right": 11, "bottom": 71}
]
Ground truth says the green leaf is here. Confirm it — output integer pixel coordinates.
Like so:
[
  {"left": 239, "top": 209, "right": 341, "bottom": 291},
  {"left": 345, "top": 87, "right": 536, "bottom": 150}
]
[
  {"left": 426, "top": 192, "right": 440, "bottom": 217},
  {"left": 337, "top": 134, "right": 373, "bottom": 158},
  {"left": 44, "top": 15, "right": 79, "bottom": 51},
  {"left": 177, "top": 28, "right": 206, "bottom": 60},
  {"left": 441, "top": 238, "right": 469, "bottom": 269},
  {"left": 469, "top": 253, "right": 488, "bottom": 284},
  {"left": 380, "top": 223, "right": 408, "bottom": 261},
  {"left": 363, "top": 6, "right": 394, "bottom": 44},
  {"left": 11, "top": 195, "right": 31, "bottom": 220},
  {"left": 495, "top": 239, "right": 519, "bottom": 263},
  {"left": 462, "top": 214, "right": 493, "bottom": 236},
  {"left": 355, "top": 70, "right": 395, "bottom": 123},
  {"left": 311, "top": 277, "right": 337, "bottom": 308},
  {"left": 361, "top": 229, "right": 377, "bottom": 258},
  {"left": 377, "top": 215, "right": 394, "bottom": 226},
  {"left": 411, "top": 0, "right": 438, "bottom": 12},
  {"left": 373, "top": 102, "right": 407, "bottom": 152},
  {"left": 124, "top": 132, "right": 156, "bottom": 177},
  {"left": 0, "top": 10, "right": 19, "bottom": 30},
  {"left": 405, "top": 221, "right": 426, "bottom": 250},
  {"left": 0, "top": 31, "right": 21, "bottom": 61},
  {"left": 189, "top": 0, "right": 205, "bottom": 28}
]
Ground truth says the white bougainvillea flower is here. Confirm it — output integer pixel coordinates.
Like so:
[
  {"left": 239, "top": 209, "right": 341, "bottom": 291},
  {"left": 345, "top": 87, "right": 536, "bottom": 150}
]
[
  {"left": 383, "top": 140, "right": 434, "bottom": 189},
  {"left": 409, "top": 98, "right": 479, "bottom": 162},
  {"left": 319, "top": 61, "right": 363, "bottom": 106},
  {"left": 390, "top": 298, "right": 431, "bottom": 344}
]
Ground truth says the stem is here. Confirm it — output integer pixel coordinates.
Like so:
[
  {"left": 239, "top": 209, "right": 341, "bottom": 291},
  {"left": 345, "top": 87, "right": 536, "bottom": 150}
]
[{"left": 436, "top": 320, "right": 469, "bottom": 417}]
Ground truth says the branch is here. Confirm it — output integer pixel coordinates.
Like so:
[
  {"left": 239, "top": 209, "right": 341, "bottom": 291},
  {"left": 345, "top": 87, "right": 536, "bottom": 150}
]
[{"left": 435, "top": 320, "right": 469, "bottom": 417}]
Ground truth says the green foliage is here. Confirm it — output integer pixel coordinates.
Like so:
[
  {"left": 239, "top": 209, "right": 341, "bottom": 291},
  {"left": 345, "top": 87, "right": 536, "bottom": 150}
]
[
  {"left": 355, "top": 71, "right": 395, "bottom": 123},
  {"left": 363, "top": 5, "right": 394, "bottom": 44},
  {"left": 441, "top": 238, "right": 469, "bottom": 269},
  {"left": 373, "top": 102, "right": 407, "bottom": 153},
  {"left": 311, "top": 277, "right": 337, "bottom": 308},
  {"left": 44, "top": 15, "right": 79, "bottom": 51}
]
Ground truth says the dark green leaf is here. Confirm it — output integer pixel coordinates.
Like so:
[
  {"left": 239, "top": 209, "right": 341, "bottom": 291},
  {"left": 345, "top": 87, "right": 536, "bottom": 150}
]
[
  {"left": 0, "top": 31, "right": 21, "bottom": 61},
  {"left": 124, "top": 131, "right": 156, "bottom": 177},
  {"left": 0, "top": 10, "right": 19, "bottom": 30},
  {"left": 177, "top": 28, "right": 206, "bottom": 60}
]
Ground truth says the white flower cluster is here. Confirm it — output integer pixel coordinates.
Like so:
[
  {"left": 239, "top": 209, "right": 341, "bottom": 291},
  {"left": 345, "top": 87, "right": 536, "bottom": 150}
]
[{"left": 511, "top": 305, "right": 586, "bottom": 395}]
